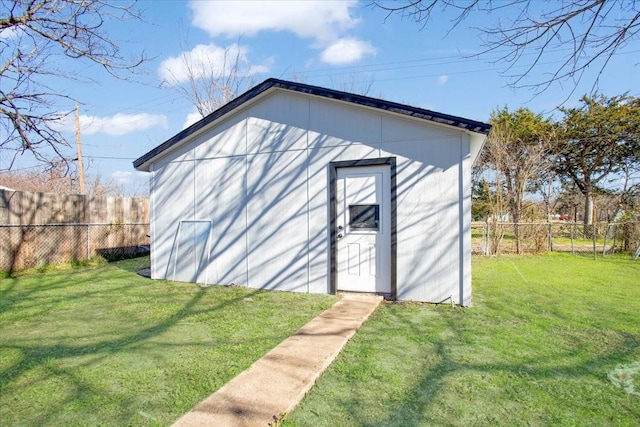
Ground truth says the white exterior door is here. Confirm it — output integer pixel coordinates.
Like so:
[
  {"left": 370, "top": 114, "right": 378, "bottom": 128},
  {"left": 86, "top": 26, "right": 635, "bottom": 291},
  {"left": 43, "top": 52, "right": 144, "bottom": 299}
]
[{"left": 336, "top": 165, "right": 391, "bottom": 293}]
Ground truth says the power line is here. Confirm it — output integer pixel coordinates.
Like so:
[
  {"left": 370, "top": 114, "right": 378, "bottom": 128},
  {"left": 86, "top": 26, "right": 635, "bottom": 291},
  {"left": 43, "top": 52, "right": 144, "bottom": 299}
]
[
  {"left": 83, "top": 155, "right": 138, "bottom": 160},
  {"left": 274, "top": 48, "right": 640, "bottom": 81}
]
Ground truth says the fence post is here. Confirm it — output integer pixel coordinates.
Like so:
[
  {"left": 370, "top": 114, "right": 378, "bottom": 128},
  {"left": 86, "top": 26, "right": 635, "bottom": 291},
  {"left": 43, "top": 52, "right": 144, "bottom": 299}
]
[
  {"left": 87, "top": 223, "right": 90, "bottom": 260},
  {"left": 570, "top": 222, "right": 575, "bottom": 256},
  {"left": 592, "top": 224, "right": 597, "bottom": 260},
  {"left": 484, "top": 221, "right": 489, "bottom": 255}
]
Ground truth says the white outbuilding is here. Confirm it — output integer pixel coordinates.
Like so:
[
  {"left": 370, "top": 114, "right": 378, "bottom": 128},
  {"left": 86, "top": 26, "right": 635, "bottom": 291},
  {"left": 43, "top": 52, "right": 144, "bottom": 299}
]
[{"left": 134, "top": 79, "right": 490, "bottom": 306}]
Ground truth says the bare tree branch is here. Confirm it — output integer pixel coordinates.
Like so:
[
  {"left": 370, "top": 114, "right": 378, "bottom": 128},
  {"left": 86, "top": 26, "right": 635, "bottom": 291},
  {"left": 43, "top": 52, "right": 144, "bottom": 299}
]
[
  {"left": 372, "top": 0, "right": 640, "bottom": 96},
  {"left": 0, "top": 0, "right": 147, "bottom": 171},
  {"left": 161, "top": 40, "right": 257, "bottom": 120}
]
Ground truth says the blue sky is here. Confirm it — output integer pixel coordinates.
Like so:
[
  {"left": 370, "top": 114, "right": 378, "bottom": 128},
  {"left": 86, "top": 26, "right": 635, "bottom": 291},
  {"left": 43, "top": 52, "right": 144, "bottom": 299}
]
[{"left": 3, "top": 0, "right": 639, "bottom": 194}]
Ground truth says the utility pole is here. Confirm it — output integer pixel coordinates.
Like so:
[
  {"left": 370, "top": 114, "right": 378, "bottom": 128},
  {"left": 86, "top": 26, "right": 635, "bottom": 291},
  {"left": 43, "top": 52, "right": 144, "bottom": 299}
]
[{"left": 75, "top": 104, "right": 85, "bottom": 194}]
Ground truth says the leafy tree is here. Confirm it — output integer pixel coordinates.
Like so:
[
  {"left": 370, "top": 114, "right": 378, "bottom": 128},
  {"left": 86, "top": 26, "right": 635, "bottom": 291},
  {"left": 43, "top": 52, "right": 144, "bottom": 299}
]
[
  {"left": 478, "top": 107, "right": 555, "bottom": 253},
  {"left": 528, "top": 173, "right": 560, "bottom": 222},
  {"left": 1, "top": 0, "right": 145, "bottom": 170},
  {"left": 556, "top": 182, "right": 584, "bottom": 222},
  {"left": 471, "top": 179, "right": 493, "bottom": 221},
  {"left": 374, "top": 0, "right": 640, "bottom": 94},
  {"left": 555, "top": 94, "right": 640, "bottom": 225}
]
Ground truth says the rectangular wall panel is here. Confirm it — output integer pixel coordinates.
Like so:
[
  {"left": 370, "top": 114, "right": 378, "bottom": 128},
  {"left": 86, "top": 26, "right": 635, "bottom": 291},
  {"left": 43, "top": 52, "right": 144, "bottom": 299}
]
[
  {"left": 194, "top": 113, "right": 247, "bottom": 159},
  {"left": 246, "top": 92, "right": 309, "bottom": 154},
  {"left": 151, "top": 159, "right": 195, "bottom": 280},
  {"left": 195, "top": 157, "right": 248, "bottom": 286},
  {"left": 246, "top": 149, "right": 309, "bottom": 291},
  {"left": 380, "top": 120, "right": 469, "bottom": 304},
  {"left": 309, "top": 98, "right": 382, "bottom": 148}
]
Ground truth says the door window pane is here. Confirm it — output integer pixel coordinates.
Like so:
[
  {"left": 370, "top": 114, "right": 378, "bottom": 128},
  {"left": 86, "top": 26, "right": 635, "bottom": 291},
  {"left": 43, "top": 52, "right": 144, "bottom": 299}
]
[{"left": 349, "top": 204, "right": 379, "bottom": 230}]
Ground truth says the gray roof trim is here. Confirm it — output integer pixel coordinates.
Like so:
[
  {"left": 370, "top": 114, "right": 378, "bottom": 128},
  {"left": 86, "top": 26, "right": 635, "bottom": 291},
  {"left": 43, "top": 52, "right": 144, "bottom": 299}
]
[{"left": 133, "top": 78, "right": 491, "bottom": 170}]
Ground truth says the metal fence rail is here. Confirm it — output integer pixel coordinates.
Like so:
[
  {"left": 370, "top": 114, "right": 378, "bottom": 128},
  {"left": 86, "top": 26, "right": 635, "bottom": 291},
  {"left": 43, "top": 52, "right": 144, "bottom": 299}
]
[
  {"left": 471, "top": 221, "right": 640, "bottom": 257},
  {"left": 0, "top": 223, "right": 150, "bottom": 271}
]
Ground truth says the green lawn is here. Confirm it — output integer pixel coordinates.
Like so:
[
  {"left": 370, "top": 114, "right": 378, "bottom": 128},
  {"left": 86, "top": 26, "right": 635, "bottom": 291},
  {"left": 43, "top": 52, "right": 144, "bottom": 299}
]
[
  {"left": 3, "top": 254, "right": 638, "bottom": 426},
  {"left": 286, "top": 253, "right": 640, "bottom": 426},
  {"left": 0, "top": 257, "right": 337, "bottom": 426}
]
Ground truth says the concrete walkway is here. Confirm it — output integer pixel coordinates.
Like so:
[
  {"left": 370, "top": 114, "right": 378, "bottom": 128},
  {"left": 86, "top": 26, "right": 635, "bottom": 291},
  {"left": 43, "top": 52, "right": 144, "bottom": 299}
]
[{"left": 172, "top": 293, "right": 383, "bottom": 427}]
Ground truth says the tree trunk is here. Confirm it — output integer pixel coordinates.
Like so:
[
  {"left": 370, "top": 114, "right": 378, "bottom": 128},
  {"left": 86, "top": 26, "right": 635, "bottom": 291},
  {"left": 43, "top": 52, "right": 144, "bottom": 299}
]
[
  {"left": 584, "top": 190, "right": 594, "bottom": 226},
  {"left": 511, "top": 209, "right": 521, "bottom": 254}
]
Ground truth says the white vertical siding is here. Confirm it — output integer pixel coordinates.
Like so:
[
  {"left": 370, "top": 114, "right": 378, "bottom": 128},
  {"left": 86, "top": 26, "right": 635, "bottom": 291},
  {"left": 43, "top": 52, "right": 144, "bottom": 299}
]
[
  {"left": 247, "top": 91, "right": 309, "bottom": 153},
  {"left": 308, "top": 98, "right": 382, "bottom": 148},
  {"left": 149, "top": 164, "right": 157, "bottom": 279},
  {"left": 195, "top": 157, "right": 248, "bottom": 285},
  {"left": 150, "top": 146, "right": 195, "bottom": 281},
  {"left": 244, "top": 92, "right": 309, "bottom": 291},
  {"left": 379, "top": 115, "right": 470, "bottom": 305},
  {"left": 194, "top": 112, "right": 247, "bottom": 158},
  {"left": 246, "top": 149, "right": 308, "bottom": 291},
  {"left": 306, "top": 97, "right": 383, "bottom": 294},
  {"left": 460, "top": 137, "right": 473, "bottom": 306},
  {"left": 148, "top": 89, "right": 478, "bottom": 304}
]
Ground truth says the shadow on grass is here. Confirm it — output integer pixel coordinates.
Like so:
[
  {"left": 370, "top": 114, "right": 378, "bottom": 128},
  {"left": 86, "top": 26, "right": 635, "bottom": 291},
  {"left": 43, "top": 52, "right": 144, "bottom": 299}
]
[
  {"left": 105, "top": 254, "right": 150, "bottom": 273},
  {"left": 0, "top": 256, "right": 148, "bottom": 317},
  {"left": 0, "top": 257, "right": 330, "bottom": 426},
  {"left": 0, "top": 258, "right": 148, "bottom": 318},
  {"left": 364, "top": 308, "right": 639, "bottom": 427},
  {"left": 290, "top": 290, "right": 639, "bottom": 426}
]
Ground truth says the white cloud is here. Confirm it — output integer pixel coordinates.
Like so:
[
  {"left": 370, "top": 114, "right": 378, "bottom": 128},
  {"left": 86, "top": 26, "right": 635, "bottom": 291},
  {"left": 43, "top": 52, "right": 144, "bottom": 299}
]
[
  {"left": 80, "top": 113, "right": 168, "bottom": 136},
  {"left": 186, "top": 1, "right": 374, "bottom": 66},
  {"left": 111, "top": 171, "right": 134, "bottom": 186},
  {"left": 111, "top": 170, "right": 147, "bottom": 186},
  {"left": 320, "top": 38, "right": 376, "bottom": 65},
  {"left": 188, "top": 0, "right": 359, "bottom": 44},
  {"left": 183, "top": 111, "right": 203, "bottom": 129},
  {"left": 158, "top": 43, "right": 269, "bottom": 85},
  {"left": 438, "top": 75, "right": 449, "bottom": 85},
  {"left": 52, "top": 112, "right": 168, "bottom": 136}
]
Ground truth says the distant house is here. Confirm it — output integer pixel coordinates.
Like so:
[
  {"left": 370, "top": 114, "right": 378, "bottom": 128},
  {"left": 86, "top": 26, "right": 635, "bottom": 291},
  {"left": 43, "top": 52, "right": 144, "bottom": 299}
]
[{"left": 134, "top": 79, "right": 490, "bottom": 305}]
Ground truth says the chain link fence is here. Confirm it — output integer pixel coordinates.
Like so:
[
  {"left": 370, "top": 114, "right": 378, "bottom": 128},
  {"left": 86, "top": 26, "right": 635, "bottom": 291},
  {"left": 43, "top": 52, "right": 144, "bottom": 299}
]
[
  {"left": 472, "top": 221, "right": 640, "bottom": 257},
  {"left": 0, "top": 223, "right": 150, "bottom": 272}
]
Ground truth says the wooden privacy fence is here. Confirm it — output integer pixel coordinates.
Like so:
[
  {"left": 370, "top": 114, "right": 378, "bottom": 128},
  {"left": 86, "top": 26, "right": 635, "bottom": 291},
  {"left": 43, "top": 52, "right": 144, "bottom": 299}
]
[
  {"left": 0, "top": 190, "right": 150, "bottom": 271},
  {"left": 0, "top": 189, "right": 149, "bottom": 224},
  {"left": 0, "top": 223, "right": 150, "bottom": 270}
]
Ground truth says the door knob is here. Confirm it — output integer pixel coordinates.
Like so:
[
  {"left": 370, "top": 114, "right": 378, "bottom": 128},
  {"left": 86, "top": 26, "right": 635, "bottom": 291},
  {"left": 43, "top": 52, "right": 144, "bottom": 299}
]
[
  {"left": 337, "top": 233, "right": 343, "bottom": 239},
  {"left": 338, "top": 225, "right": 343, "bottom": 230}
]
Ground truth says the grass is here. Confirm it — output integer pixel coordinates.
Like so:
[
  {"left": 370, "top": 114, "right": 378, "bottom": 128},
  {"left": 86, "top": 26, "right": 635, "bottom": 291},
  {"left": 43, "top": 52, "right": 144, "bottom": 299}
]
[
  {"left": 0, "top": 257, "right": 338, "bottom": 426},
  {"left": 285, "top": 253, "right": 640, "bottom": 426},
  {"left": 0, "top": 256, "right": 109, "bottom": 279}
]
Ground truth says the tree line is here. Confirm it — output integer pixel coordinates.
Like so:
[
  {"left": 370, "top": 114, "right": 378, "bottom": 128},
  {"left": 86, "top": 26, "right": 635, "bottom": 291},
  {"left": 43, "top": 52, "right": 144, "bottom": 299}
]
[{"left": 473, "top": 93, "right": 640, "bottom": 252}]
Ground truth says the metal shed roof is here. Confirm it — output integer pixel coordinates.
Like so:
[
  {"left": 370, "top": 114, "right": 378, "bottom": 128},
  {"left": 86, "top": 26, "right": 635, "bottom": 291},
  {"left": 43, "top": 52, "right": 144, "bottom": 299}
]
[{"left": 133, "top": 78, "right": 491, "bottom": 171}]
